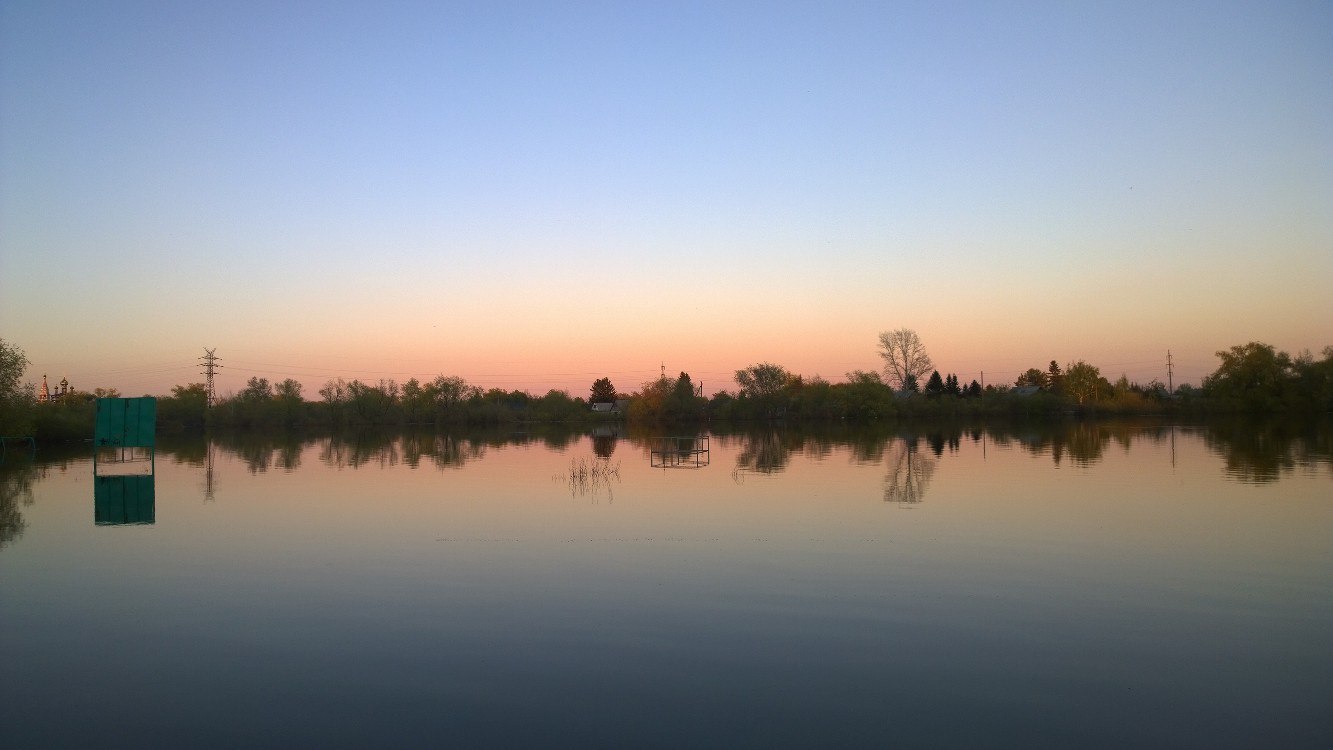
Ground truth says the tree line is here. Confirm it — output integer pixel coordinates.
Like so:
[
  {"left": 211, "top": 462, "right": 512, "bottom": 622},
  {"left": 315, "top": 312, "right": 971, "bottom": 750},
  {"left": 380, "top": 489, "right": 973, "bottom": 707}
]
[{"left": 0, "top": 334, "right": 1329, "bottom": 440}]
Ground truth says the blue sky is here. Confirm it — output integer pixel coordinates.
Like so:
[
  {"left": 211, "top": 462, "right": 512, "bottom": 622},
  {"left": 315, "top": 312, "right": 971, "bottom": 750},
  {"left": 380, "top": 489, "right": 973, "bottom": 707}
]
[{"left": 2, "top": 1, "right": 1330, "bottom": 396}]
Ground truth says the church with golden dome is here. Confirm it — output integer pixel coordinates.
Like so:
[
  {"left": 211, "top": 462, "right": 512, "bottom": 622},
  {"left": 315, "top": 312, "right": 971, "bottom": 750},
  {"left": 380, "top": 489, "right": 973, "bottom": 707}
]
[{"left": 37, "top": 374, "right": 71, "bottom": 403}]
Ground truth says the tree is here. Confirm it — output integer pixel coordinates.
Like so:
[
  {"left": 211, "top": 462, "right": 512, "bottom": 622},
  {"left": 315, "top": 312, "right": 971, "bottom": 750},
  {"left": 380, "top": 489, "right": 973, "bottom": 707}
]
[
  {"left": 844, "top": 370, "right": 884, "bottom": 386},
  {"left": 667, "top": 372, "right": 704, "bottom": 420},
  {"left": 1064, "top": 361, "right": 1103, "bottom": 405},
  {"left": 240, "top": 377, "right": 273, "bottom": 401},
  {"left": 734, "top": 363, "right": 794, "bottom": 400},
  {"left": 945, "top": 373, "right": 961, "bottom": 397},
  {"left": 877, "top": 329, "right": 933, "bottom": 391},
  {"left": 1203, "top": 342, "right": 1299, "bottom": 411},
  {"left": 274, "top": 379, "right": 304, "bottom": 426},
  {"left": 0, "top": 338, "right": 34, "bottom": 434},
  {"left": 1015, "top": 368, "right": 1046, "bottom": 389},
  {"left": 426, "top": 375, "right": 477, "bottom": 419},
  {"left": 903, "top": 373, "right": 919, "bottom": 393},
  {"left": 319, "top": 378, "right": 349, "bottom": 404},
  {"left": 590, "top": 377, "right": 617, "bottom": 404},
  {"left": 160, "top": 383, "right": 208, "bottom": 430},
  {"left": 1046, "top": 361, "right": 1064, "bottom": 394},
  {"left": 924, "top": 370, "right": 945, "bottom": 399}
]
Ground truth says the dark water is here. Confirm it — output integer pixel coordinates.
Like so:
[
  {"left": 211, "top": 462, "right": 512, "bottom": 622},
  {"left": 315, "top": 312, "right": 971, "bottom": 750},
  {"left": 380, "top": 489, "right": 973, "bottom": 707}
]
[{"left": 2, "top": 422, "right": 1330, "bottom": 747}]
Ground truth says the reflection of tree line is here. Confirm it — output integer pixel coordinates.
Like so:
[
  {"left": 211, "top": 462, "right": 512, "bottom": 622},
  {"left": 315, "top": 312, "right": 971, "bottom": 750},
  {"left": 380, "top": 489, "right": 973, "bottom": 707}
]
[
  {"left": 184, "top": 419, "right": 1333, "bottom": 486},
  {"left": 0, "top": 461, "right": 40, "bottom": 548},
  {"left": 0, "top": 444, "right": 87, "bottom": 549},
  {"left": 134, "top": 419, "right": 1333, "bottom": 488},
  {"left": 197, "top": 425, "right": 597, "bottom": 473},
  {"left": 2, "top": 419, "right": 1324, "bottom": 546},
  {"left": 1203, "top": 419, "right": 1332, "bottom": 483}
]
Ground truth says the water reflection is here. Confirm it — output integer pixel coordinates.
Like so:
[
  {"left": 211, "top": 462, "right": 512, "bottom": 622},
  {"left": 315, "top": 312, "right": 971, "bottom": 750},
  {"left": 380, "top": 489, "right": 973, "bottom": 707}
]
[
  {"left": 883, "top": 437, "right": 936, "bottom": 505},
  {"left": 591, "top": 427, "right": 619, "bottom": 459},
  {"left": 0, "top": 461, "right": 39, "bottom": 548},
  {"left": 172, "top": 419, "right": 1333, "bottom": 490},
  {"left": 93, "top": 474, "right": 155, "bottom": 525},
  {"left": 733, "top": 430, "right": 798, "bottom": 476},
  {"left": 209, "top": 431, "right": 304, "bottom": 473},
  {"left": 2, "top": 419, "right": 1326, "bottom": 529},
  {"left": 1204, "top": 419, "right": 1333, "bottom": 483},
  {"left": 649, "top": 435, "right": 710, "bottom": 469}
]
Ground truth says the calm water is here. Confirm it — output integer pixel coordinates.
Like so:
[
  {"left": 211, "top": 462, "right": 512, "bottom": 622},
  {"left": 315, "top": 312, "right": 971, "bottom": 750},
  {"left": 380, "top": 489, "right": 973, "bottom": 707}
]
[{"left": 2, "top": 422, "right": 1330, "bottom": 748}]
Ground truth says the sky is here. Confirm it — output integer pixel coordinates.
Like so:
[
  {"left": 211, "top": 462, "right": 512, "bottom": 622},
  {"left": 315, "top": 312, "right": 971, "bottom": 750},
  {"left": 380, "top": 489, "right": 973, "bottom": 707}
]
[{"left": 2, "top": 1, "right": 1330, "bottom": 398}]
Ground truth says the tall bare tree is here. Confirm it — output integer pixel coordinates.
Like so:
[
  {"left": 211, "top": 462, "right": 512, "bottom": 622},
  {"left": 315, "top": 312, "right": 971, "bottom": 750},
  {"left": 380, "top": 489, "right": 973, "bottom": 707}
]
[{"left": 877, "top": 329, "right": 933, "bottom": 391}]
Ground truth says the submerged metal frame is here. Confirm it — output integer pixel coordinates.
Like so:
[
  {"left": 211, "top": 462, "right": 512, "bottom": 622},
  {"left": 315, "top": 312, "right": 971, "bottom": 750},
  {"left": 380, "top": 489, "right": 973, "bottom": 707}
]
[{"left": 649, "top": 435, "right": 711, "bottom": 469}]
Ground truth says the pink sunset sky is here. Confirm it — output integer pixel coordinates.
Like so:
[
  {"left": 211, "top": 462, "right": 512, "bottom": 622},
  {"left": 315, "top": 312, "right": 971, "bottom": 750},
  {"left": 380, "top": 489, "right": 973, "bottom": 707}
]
[{"left": 3, "top": 3, "right": 1329, "bottom": 398}]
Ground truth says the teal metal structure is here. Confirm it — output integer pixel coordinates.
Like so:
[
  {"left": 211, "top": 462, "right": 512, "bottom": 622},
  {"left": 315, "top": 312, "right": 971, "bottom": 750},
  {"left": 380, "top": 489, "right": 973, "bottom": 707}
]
[{"left": 94, "top": 397, "right": 156, "bottom": 472}]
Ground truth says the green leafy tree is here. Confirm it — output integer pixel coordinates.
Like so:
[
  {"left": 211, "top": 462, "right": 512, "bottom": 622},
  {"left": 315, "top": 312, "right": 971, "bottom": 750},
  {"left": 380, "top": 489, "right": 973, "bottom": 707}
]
[
  {"left": 1064, "top": 361, "right": 1103, "bottom": 405},
  {"left": 159, "top": 383, "right": 207, "bottom": 430},
  {"left": 1290, "top": 347, "right": 1333, "bottom": 412},
  {"left": 0, "top": 338, "right": 34, "bottom": 434},
  {"left": 1203, "top": 342, "right": 1296, "bottom": 411},
  {"left": 590, "top": 377, "right": 617, "bottom": 404},
  {"left": 1015, "top": 368, "right": 1046, "bottom": 389},
  {"left": 667, "top": 372, "right": 704, "bottom": 420},
  {"left": 735, "top": 363, "right": 794, "bottom": 400}
]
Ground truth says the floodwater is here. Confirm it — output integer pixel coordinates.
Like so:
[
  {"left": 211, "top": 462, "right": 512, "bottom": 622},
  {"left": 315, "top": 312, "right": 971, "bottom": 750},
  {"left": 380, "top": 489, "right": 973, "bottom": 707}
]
[{"left": 2, "top": 421, "right": 1330, "bottom": 748}]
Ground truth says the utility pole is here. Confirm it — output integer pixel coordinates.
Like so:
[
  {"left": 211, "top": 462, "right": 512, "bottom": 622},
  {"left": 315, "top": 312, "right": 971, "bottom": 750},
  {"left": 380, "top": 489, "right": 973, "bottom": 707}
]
[
  {"left": 980, "top": 370, "right": 985, "bottom": 390},
  {"left": 200, "top": 348, "right": 222, "bottom": 408},
  {"left": 1166, "top": 350, "right": 1174, "bottom": 395}
]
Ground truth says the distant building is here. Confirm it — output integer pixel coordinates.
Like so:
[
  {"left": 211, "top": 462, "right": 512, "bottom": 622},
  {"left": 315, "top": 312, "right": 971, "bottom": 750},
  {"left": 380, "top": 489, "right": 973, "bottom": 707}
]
[
  {"left": 591, "top": 399, "right": 630, "bottom": 414},
  {"left": 38, "top": 374, "right": 71, "bottom": 403},
  {"left": 1011, "top": 385, "right": 1042, "bottom": 397}
]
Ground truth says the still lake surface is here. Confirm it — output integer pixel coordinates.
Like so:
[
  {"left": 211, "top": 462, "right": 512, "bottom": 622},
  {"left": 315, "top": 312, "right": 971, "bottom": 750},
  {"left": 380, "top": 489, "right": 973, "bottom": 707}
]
[{"left": 2, "top": 421, "right": 1330, "bottom": 747}]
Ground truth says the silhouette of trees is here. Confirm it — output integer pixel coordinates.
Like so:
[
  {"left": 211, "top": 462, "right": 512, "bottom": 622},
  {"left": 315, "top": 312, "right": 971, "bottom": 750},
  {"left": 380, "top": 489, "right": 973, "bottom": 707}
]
[
  {"left": 945, "top": 373, "right": 961, "bottom": 397},
  {"left": 903, "top": 373, "right": 919, "bottom": 393},
  {"left": 877, "top": 329, "right": 933, "bottom": 391},
  {"left": 590, "top": 377, "right": 617, "bottom": 404},
  {"left": 1015, "top": 368, "right": 1046, "bottom": 389},
  {"left": 158, "top": 383, "right": 207, "bottom": 430},
  {"left": 630, "top": 372, "right": 703, "bottom": 422},
  {"left": 1046, "top": 361, "right": 1064, "bottom": 394},
  {"left": 924, "top": 370, "right": 945, "bottom": 399},
  {"left": 735, "top": 363, "right": 794, "bottom": 400}
]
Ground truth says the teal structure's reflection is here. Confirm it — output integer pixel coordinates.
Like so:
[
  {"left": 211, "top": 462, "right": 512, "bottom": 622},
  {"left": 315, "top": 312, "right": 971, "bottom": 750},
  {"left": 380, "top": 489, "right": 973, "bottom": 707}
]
[{"left": 94, "top": 474, "right": 155, "bottom": 525}]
